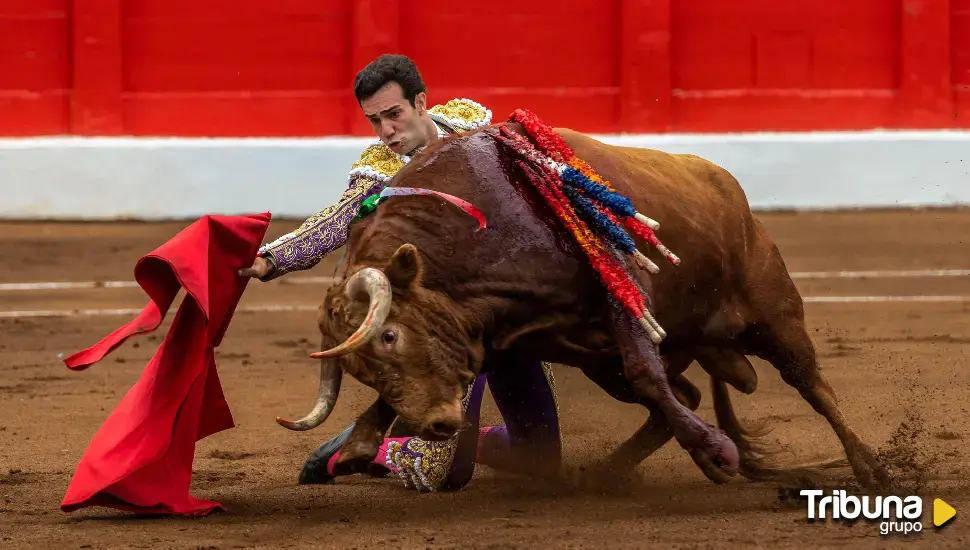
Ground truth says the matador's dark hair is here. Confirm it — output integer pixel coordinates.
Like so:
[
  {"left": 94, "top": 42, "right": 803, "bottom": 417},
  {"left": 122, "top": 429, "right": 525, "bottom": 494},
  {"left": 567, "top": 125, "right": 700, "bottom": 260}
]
[{"left": 353, "top": 54, "right": 427, "bottom": 107}]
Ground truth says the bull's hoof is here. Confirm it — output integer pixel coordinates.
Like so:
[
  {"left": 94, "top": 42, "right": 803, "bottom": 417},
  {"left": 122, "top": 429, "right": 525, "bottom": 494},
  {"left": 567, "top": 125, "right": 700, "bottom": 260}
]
[
  {"left": 687, "top": 430, "right": 740, "bottom": 485},
  {"left": 698, "top": 456, "right": 737, "bottom": 484},
  {"left": 690, "top": 449, "right": 737, "bottom": 484},
  {"left": 850, "top": 443, "right": 895, "bottom": 493},
  {"left": 298, "top": 423, "right": 355, "bottom": 485}
]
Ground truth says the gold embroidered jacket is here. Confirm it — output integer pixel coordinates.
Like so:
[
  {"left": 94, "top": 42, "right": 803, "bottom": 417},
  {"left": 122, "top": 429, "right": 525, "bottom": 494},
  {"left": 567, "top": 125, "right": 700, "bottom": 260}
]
[{"left": 257, "top": 98, "right": 493, "bottom": 279}]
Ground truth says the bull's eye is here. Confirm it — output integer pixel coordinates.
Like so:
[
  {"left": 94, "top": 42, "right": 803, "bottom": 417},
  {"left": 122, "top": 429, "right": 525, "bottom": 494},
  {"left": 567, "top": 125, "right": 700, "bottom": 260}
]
[{"left": 381, "top": 329, "right": 397, "bottom": 345}]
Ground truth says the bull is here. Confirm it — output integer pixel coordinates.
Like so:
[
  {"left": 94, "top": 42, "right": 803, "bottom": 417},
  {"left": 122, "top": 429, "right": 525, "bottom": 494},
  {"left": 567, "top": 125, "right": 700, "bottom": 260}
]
[{"left": 276, "top": 121, "right": 891, "bottom": 491}]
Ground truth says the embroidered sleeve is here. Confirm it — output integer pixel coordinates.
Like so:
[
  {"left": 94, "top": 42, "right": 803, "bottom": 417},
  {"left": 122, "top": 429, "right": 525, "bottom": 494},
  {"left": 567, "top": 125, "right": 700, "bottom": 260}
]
[
  {"left": 429, "top": 98, "right": 492, "bottom": 131},
  {"left": 257, "top": 143, "right": 404, "bottom": 280}
]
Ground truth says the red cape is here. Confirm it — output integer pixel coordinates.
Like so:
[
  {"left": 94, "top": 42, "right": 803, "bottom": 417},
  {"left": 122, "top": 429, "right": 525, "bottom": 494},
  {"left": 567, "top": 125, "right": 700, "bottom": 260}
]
[{"left": 60, "top": 212, "right": 271, "bottom": 516}]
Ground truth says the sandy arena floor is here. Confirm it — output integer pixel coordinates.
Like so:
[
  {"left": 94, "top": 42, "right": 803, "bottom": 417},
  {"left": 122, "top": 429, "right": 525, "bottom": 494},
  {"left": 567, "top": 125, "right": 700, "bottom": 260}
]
[{"left": 1, "top": 209, "right": 969, "bottom": 548}]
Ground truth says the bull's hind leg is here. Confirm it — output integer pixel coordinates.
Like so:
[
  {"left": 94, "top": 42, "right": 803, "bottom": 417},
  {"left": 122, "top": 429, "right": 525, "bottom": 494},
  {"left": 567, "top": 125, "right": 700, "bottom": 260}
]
[
  {"left": 738, "top": 225, "right": 892, "bottom": 491},
  {"left": 710, "top": 378, "right": 848, "bottom": 483},
  {"left": 693, "top": 348, "right": 848, "bottom": 484},
  {"left": 744, "top": 304, "right": 892, "bottom": 491},
  {"left": 606, "top": 295, "right": 740, "bottom": 483}
]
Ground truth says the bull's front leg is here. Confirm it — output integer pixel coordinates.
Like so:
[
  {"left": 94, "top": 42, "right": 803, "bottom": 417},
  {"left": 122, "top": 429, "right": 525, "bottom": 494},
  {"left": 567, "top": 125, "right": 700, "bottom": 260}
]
[
  {"left": 331, "top": 398, "right": 398, "bottom": 475},
  {"left": 606, "top": 295, "right": 740, "bottom": 483}
]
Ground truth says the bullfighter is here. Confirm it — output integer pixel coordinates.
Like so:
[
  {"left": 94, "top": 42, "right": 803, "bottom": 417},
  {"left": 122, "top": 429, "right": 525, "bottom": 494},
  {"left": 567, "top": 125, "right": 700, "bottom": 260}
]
[{"left": 238, "top": 54, "right": 563, "bottom": 492}]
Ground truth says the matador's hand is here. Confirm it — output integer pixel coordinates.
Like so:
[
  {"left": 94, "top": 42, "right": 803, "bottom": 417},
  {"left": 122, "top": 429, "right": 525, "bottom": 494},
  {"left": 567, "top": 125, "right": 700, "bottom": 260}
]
[{"left": 238, "top": 256, "right": 274, "bottom": 279}]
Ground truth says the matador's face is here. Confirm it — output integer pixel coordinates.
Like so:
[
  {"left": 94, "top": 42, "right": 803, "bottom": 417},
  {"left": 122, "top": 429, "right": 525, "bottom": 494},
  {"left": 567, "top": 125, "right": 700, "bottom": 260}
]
[{"left": 361, "top": 81, "right": 430, "bottom": 156}]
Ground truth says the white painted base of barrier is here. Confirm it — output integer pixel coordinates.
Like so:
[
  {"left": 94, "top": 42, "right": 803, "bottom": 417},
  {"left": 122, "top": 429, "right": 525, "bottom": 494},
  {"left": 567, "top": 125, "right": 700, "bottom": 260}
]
[{"left": 1, "top": 130, "right": 968, "bottom": 220}]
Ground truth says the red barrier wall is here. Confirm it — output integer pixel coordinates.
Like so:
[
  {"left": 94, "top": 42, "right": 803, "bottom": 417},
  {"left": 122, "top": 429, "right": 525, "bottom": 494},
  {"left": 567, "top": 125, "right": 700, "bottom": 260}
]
[{"left": 1, "top": 0, "right": 968, "bottom": 137}]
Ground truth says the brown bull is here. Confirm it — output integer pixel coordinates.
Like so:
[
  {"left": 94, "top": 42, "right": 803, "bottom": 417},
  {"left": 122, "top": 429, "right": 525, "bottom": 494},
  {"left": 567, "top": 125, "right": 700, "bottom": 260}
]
[{"left": 278, "top": 122, "right": 891, "bottom": 490}]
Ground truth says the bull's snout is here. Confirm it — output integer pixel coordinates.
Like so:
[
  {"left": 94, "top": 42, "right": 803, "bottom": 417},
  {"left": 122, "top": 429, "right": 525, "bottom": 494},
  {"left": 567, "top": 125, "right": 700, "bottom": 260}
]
[{"left": 420, "top": 402, "right": 463, "bottom": 440}]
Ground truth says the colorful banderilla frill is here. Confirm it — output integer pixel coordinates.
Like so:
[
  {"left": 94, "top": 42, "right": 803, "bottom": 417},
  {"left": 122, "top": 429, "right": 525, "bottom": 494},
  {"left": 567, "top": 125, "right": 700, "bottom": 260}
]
[{"left": 490, "top": 108, "right": 678, "bottom": 344}]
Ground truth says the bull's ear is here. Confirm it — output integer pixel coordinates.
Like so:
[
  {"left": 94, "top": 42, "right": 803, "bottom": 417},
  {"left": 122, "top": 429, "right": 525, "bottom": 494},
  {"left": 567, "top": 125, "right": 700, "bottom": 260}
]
[{"left": 385, "top": 243, "right": 422, "bottom": 290}]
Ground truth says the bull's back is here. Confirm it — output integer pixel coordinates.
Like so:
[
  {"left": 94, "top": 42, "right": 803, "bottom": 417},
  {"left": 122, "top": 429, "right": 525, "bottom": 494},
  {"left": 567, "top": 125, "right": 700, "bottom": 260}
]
[
  {"left": 556, "top": 128, "right": 751, "bottom": 230},
  {"left": 554, "top": 128, "right": 762, "bottom": 324}
]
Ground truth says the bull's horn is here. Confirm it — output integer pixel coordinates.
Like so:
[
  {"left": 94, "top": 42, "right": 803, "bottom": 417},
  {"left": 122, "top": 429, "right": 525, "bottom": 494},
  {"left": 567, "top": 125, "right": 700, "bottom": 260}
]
[
  {"left": 276, "top": 355, "right": 342, "bottom": 431},
  {"left": 309, "top": 267, "right": 392, "bottom": 359}
]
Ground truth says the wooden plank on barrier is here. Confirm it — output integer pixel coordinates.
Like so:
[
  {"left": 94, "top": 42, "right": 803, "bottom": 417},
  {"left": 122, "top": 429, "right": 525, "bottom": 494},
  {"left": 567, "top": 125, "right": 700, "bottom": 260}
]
[
  {"left": 620, "top": 0, "right": 671, "bottom": 132},
  {"left": 71, "top": 0, "right": 123, "bottom": 135},
  {"left": 349, "top": 0, "right": 401, "bottom": 136},
  {"left": 898, "top": 0, "right": 955, "bottom": 127}
]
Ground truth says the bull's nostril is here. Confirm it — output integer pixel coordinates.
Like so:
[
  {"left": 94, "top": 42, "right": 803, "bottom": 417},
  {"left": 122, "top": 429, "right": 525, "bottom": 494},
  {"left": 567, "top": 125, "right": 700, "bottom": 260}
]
[{"left": 431, "top": 422, "right": 455, "bottom": 435}]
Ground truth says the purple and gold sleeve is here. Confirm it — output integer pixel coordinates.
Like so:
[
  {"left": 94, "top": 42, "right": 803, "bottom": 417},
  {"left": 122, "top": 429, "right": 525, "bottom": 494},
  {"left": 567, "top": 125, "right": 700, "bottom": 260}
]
[{"left": 257, "top": 175, "right": 382, "bottom": 280}]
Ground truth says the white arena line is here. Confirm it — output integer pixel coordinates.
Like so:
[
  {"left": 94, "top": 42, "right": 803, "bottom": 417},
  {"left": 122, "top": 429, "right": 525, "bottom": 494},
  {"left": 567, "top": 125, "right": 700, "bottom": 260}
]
[
  {"left": 0, "top": 277, "right": 338, "bottom": 291},
  {"left": 0, "top": 281, "right": 140, "bottom": 291},
  {"left": 1, "top": 269, "right": 968, "bottom": 292},
  {"left": 803, "top": 295, "right": 970, "bottom": 303},
  {"left": 0, "top": 305, "right": 318, "bottom": 319},
  {"left": 789, "top": 268, "right": 970, "bottom": 279},
  {"left": 1, "top": 296, "right": 968, "bottom": 319}
]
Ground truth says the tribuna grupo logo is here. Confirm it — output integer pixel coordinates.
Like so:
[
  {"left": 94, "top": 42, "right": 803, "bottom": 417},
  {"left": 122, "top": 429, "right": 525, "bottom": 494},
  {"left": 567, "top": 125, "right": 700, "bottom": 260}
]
[{"left": 800, "top": 489, "right": 957, "bottom": 536}]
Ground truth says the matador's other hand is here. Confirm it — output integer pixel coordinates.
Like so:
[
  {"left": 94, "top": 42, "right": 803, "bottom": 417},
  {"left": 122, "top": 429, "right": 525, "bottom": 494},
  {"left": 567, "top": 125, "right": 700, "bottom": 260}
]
[{"left": 238, "top": 256, "right": 274, "bottom": 279}]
